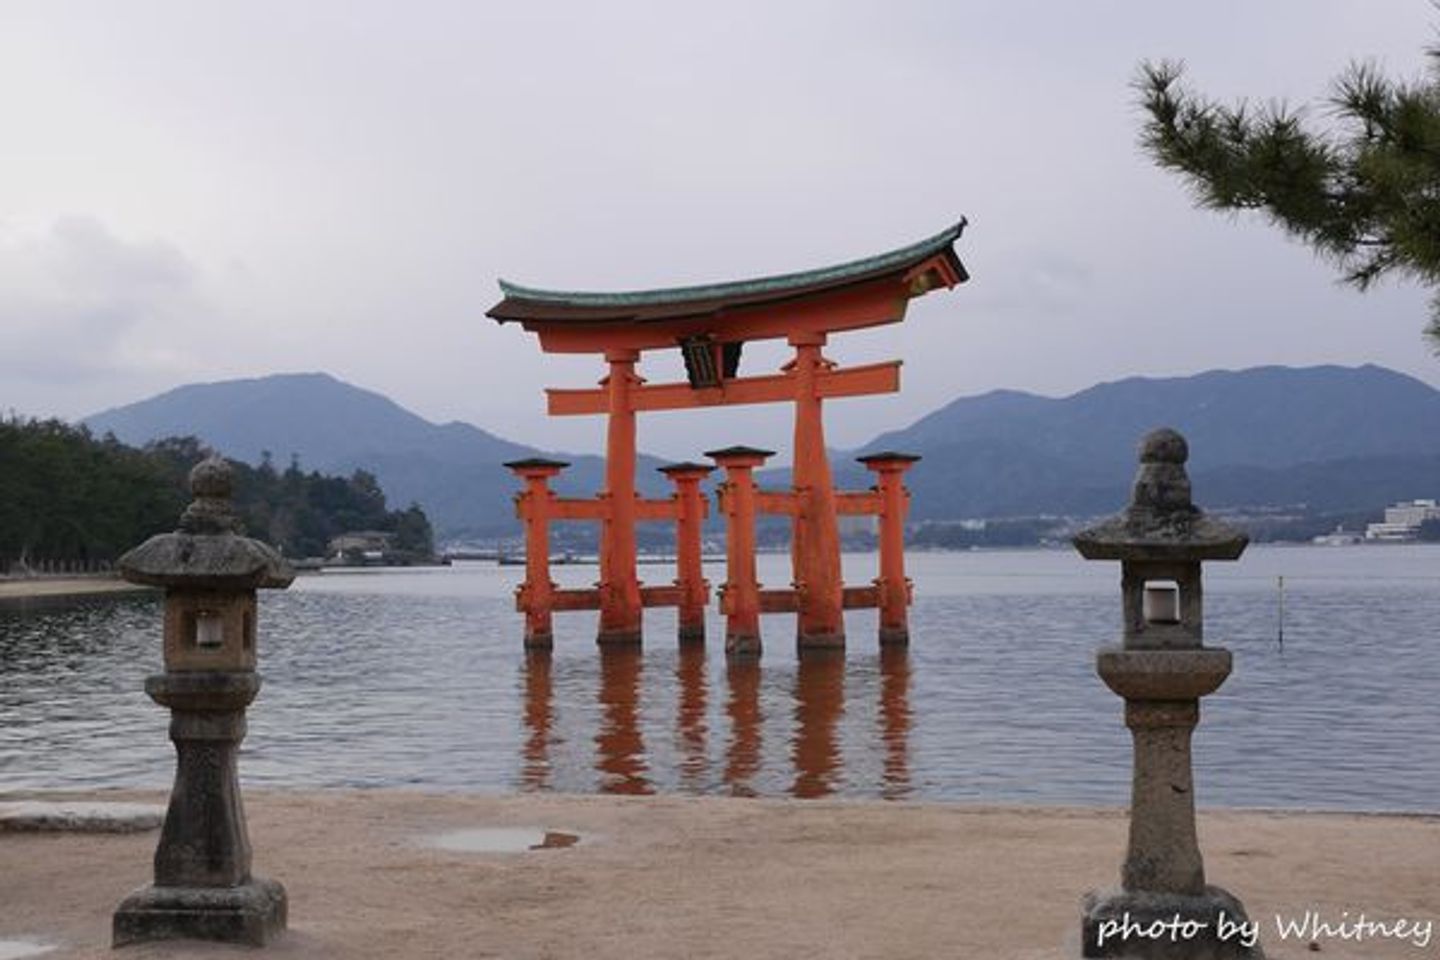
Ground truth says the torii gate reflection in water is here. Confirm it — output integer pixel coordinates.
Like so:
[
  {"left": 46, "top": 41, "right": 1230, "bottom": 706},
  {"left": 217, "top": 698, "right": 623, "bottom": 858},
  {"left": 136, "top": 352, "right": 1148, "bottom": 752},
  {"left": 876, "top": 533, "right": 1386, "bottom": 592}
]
[{"left": 488, "top": 222, "right": 968, "bottom": 654}]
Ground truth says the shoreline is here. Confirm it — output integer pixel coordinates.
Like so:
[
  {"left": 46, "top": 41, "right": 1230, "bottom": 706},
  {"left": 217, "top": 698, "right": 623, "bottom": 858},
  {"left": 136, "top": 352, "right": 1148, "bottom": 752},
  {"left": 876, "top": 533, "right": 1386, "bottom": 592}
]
[
  {"left": 9, "top": 786, "right": 1440, "bottom": 820},
  {"left": 0, "top": 575, "right": 155, "bottom": 605},
  {"left": 2, "top": 789, "right": 1435, "bottom": 959}
]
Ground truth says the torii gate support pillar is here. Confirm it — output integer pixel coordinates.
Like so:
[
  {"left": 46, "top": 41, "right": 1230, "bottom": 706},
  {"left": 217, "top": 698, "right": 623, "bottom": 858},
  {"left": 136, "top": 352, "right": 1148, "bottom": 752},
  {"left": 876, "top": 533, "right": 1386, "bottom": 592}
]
[
  {"left": 860, "top": 452, "right": 921, "bottom": 645},
  {"left": 505, "top": 458, "right": 568, "bottom": 650},
  {"left": 710, "top": 446, "right": 772, "bottom": 658},
  {"left": 789, "top": 332, "right": 845, "bottom": 651},
  {"left": 660, "top": 462, "right": 714, "bottom": 642},
  {"left": 599, "top": 348, "right": 643, "bottom": 645}
]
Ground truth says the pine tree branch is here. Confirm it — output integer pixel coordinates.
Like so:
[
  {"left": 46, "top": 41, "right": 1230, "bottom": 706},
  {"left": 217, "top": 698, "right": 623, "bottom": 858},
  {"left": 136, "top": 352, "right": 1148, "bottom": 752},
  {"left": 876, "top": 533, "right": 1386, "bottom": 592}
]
[{"left": 1137, "top": 53, "right": 1440, "bottom": 350}]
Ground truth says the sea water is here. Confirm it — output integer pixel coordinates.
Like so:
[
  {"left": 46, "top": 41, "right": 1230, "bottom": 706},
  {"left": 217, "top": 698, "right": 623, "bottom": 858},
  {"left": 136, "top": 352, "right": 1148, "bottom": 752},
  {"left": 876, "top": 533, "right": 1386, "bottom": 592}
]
[{"left": 1, "top": 546, "right": 1437, "bottom": 811}]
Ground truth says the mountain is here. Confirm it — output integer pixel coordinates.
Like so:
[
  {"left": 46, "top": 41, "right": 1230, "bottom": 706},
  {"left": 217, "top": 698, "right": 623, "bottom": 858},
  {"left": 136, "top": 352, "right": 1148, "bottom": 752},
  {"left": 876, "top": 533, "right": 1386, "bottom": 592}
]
[
  {"left": 839, "top": 364, "right": 1440, "bottom": 518},
  {"left": 83, "top": 373, "right": 669, "bottom": 539},
  {"left": 84, "top": 364, "right": 1440, "bottom": 540}
]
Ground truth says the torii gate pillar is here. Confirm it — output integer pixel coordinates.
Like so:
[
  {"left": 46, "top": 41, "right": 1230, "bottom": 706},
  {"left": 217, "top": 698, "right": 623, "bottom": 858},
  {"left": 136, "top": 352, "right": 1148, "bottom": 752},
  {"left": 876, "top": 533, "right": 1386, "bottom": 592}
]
[
  {"left": 710, "top": 446, "right": 772, "bottom": 658},
  {"left": 789, "top": 332, "right": 845, "bottom": 649},
  {"left": 860, "top": 452, "right": 921, "bottom": 645},
  {"left": 599, "top": 348, "right": 643, "bottom": 645},
  {"left": 660, "top": 462, "right": 715, "bottom": 642},
  {"left": 506, "top": 457, "right": 569, "bottom": 649}
]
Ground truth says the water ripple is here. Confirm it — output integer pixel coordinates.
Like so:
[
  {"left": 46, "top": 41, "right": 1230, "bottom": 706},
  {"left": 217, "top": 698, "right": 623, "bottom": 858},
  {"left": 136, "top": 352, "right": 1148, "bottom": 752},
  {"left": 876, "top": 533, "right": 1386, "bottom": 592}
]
[{"left": 1, "top": 547, "right": 1437, "bottom": 811}]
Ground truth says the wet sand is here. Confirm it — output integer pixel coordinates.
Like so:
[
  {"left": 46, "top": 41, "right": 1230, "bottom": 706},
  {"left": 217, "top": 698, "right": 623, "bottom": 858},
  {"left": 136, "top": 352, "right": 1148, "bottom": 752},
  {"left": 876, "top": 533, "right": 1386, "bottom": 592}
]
[
  {"left": 2, "top": 790, "right": 1436, "bottom": 959},
  {"left": 0, "top": 577, "right": 153, "bottom": 605}
]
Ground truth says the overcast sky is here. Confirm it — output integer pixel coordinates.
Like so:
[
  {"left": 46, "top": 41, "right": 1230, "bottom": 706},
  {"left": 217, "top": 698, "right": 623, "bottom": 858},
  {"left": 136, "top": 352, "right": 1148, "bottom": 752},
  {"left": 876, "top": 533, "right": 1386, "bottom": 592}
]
[{"left": 3, "top": 1, "right": 1438, "bottom": 460}]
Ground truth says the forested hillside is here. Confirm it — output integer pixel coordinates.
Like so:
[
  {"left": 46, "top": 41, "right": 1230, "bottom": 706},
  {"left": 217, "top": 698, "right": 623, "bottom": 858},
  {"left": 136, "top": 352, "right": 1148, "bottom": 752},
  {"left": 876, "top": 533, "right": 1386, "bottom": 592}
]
[{"left": 0, "top": 418, "right": 432, "bottom": 573}]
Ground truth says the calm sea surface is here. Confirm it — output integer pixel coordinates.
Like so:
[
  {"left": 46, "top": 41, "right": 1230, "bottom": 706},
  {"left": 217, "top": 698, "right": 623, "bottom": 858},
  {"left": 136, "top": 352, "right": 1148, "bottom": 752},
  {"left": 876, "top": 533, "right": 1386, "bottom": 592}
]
[{"left": 2, "top": 546, "right": 1438, "bottom": 811}]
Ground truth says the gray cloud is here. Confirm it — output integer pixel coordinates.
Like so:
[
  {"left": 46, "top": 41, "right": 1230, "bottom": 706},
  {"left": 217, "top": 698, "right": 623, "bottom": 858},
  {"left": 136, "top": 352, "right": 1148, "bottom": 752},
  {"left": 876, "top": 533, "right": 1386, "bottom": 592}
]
[
  {"left": 0, "top": 217, "right": 209, "bottom": 404},
  {"left": 0, "top": 2, "right": 1436, "bottom": 456}
]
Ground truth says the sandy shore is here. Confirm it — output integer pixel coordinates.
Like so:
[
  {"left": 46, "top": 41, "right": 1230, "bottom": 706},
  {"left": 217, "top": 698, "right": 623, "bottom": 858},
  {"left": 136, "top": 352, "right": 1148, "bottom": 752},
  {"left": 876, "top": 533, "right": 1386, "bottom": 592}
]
[
  {"left": 0, "top": 576, "right": 153, "bottom": 604},
  {"left": 2, "top": 790, "right": 1436, "bottom": 959}
]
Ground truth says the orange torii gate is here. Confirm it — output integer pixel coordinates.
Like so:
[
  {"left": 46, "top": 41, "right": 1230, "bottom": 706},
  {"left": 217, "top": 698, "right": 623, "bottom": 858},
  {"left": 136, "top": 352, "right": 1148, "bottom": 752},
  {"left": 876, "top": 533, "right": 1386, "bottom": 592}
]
[{"left": 489, "top": 222, "right": 968, "bottom": 653}]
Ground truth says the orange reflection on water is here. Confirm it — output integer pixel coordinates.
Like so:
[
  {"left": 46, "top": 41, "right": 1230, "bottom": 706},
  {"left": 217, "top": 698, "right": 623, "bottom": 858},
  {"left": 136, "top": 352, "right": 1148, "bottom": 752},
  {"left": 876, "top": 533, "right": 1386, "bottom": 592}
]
[
  {"left": 519, "top": 642, "right": 912, "bottom": 799},
  {"left": 676, "top": 643, "right": 708, "bottom": 790},
  {"left": 595, "top": 647, "right": 652, "bottom": 795},
  {"left": 520, "top": 650, "right": 553, "bottom": 791},
  {"left": 879, "top": 646, "right": 912, "bottom": 799},
  {"left": 791, "top": 651, "right": 845, "bottom": 798},
  {"left": 724, "top": 658, "right": 762, "bottom": 796}
]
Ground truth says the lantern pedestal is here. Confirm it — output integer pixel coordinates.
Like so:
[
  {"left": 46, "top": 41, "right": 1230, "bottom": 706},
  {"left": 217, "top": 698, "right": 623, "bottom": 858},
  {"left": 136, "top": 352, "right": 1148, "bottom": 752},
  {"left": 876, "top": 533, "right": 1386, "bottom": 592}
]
[
  {"left": 114, "top": 878, "right": 287, "bottom": 948},
  {"left": 1080, "top": 650, "right": 1259, "bottom": 958},
  {"left": 113, "top": 671, "right": 287, "bottom": 947}
]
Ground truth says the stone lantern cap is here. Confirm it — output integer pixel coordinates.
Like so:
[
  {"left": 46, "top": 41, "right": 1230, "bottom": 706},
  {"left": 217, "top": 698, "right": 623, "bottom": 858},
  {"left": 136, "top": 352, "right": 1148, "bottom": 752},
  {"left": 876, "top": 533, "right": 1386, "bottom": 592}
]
[
  {"left": 1072, "top": 428, "right": 1247, "bottom": 563},
  {"left": 119, "top": 455, "right": 294, "bottom": 590}
]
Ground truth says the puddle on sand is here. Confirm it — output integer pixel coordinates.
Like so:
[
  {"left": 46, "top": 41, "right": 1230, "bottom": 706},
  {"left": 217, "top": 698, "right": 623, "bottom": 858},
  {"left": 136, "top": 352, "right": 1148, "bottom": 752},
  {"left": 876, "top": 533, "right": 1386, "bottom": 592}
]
[
  {"left": 427, "top": 828, "right": 581, "bottom": 853},
  {"left": 0, "top": 942, "right": 55, "bottom": 960}
]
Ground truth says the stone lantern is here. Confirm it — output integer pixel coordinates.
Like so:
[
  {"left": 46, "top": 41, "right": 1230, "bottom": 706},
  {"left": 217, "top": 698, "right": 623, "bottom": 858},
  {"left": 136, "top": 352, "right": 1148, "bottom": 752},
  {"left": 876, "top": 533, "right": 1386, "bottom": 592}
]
[
  {"left": 1072, "top": 429, "right": 1260, "bottom": 959},
  {"left": 112, "top": 455, "right": 293, "bottom": 947}
]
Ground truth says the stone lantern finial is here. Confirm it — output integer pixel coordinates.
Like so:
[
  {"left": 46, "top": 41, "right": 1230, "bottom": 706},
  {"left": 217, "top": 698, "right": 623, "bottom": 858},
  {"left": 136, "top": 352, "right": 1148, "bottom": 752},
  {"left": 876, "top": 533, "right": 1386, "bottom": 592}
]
[
  {"left": 178, "top": 454, "right": 241, "bottom": 535},
  {"left": 1128, "top": 427, "right": 1194, "bottom": 523},
  {"left": 1074, "top": 428, "right": 1245, "bottom": 565}
]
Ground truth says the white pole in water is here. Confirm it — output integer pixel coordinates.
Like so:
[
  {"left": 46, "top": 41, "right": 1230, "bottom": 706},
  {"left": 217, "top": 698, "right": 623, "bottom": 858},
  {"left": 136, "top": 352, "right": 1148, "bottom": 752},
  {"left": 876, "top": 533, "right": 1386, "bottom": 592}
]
[{"left": 1277, "top": 575, "right": 1285, "bottom": 649}]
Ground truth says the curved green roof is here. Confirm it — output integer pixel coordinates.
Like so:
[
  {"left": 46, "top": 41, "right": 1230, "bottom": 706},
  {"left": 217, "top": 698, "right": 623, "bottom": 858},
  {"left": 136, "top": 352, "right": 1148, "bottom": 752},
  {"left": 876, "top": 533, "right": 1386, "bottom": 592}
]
[{"left": 495, "top": 220, "right": 966, "bottom": 309}]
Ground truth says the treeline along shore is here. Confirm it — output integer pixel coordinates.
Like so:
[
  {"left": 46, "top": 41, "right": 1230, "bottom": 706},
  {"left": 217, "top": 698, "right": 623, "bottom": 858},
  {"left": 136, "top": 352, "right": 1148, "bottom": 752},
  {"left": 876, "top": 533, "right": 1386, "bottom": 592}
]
[{"left": 0, "top": 416, "right": 434, "bottom": 575}]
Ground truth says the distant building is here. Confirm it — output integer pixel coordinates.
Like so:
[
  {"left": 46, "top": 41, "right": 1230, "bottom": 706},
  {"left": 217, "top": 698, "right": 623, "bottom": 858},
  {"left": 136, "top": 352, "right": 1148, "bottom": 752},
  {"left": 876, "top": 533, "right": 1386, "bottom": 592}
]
[
  {"left": 1365, "top": 499, "right": 1440, "bottom": 541},
  {"left": 328, "top": 530, "right": 393, "bottom": 563},
  {"left": 1383, "top": 499, "right": 1440, "bottom": 527}
]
